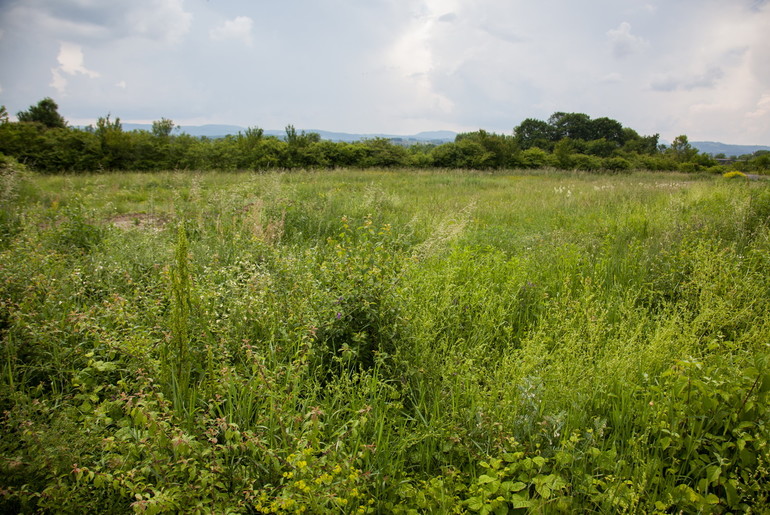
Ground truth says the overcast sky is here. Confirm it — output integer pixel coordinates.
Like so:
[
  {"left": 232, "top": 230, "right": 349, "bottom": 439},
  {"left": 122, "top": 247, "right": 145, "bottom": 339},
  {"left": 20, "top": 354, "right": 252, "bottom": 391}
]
[{"left": 1, "top": 0, "right": 768, "bottom": 143}]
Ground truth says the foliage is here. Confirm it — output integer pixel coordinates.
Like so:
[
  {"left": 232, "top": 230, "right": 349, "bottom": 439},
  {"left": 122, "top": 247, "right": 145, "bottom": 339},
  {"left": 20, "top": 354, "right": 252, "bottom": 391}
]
[
  {"left": 16, "top": 97, "right": 67, "bottom": 129},
  {"left": 0, "top": 99, "right": 719, "bottom": 174},
  {"left": 0, "top": 153, "right": 29, "bottom": 246},
  {"left": 2, "top": 169, "right": 770, "bottom": 512}
]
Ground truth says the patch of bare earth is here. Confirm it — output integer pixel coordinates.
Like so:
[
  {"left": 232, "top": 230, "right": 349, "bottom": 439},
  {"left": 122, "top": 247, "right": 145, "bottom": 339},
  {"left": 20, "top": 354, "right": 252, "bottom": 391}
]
[{"left": 109, "top": 213, "right": 168, "bottom": 231}]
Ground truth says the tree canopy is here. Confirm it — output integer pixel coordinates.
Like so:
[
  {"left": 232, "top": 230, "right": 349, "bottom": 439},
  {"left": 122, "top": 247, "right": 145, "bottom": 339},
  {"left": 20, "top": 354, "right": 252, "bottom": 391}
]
[{"left": 16, "top": 97, "right": 67, "bottom": 129}]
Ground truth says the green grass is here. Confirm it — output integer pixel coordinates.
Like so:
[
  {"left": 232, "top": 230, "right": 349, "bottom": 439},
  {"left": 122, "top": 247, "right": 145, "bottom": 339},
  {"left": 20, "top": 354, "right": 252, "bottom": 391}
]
[{"left": 1, "top": 168, "right": 770, "bottom": 513}]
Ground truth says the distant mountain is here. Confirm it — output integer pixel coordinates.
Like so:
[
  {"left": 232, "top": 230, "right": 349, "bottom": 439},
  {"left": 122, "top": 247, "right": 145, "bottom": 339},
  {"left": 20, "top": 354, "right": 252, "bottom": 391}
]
[
  {"left": 691, "top": 141, "right": 770, "bottom": 157},
  {"left": 120, "top": 123, "right": 246, "bottom": 138},
  {"left": 115, "top": 123, "right": 457, "bottom": 143}
]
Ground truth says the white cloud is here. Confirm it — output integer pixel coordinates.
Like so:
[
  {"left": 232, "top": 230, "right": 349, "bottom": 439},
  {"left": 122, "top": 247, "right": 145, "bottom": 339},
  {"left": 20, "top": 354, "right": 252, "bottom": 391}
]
[
  {"left": 49, "top": 68, "right": 67, "bottom": 95},
  {"left": 121, "top": 0, "right": 193, "bottom": 43},
  {"left": 116, "top": 80, "right": 127, "bottom": 89},
  {"left": 49, "top": 41, "right": 100, "bottom": 95},
  {"left": 606, "top": 22, "right": 648, "bottom": 59},
  {"left": 57, "top": 41, "right": 100, "bottom": 78},
  {"left": 210, "top": 16, "right": 254, "bottom": 46},
  {"left": 747, "top": 94, "right": 770, "bottom": 126}
]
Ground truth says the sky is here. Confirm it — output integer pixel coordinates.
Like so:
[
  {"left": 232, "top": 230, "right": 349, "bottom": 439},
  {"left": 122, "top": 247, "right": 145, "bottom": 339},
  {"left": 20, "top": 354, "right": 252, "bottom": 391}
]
[{"left": 0, "top": 0, "right": 769, "bottom": 144}]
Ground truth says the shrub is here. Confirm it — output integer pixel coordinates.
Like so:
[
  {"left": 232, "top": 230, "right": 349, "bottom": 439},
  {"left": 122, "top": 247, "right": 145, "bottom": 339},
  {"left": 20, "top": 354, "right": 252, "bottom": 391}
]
[{"left": 601, "top": 156, "right": 631, "bottom": 173}]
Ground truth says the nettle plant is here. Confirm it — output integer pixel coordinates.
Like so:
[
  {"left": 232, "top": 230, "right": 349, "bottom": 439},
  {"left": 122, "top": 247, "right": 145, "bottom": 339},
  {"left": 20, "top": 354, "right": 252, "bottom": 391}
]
[{"left": 312, "top": 215, "right": 408, "bottom": 383}]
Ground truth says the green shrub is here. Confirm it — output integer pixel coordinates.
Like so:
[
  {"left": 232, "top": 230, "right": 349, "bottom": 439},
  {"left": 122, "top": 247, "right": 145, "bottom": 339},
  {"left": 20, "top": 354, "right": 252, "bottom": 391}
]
[{"left": 602, "top": 156, "right": 631, "bottom": 173}]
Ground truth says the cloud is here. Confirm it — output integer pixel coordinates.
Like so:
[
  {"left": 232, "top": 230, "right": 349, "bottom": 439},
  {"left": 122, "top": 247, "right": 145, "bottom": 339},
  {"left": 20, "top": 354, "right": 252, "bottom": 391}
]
[
  {"left": 651, "top": 67, "right": 725, "bottom": 92},
  {"left": 49, "top": 69, "right": 67, "bottom": 94},
  {"left": 57, "top": 42, "right": 99, "bottom": 78},
  {"left": 210, "top": 16, "right": 254, "bottom": 46},
  {"left": 2, "top": 0, "right": 769, "bottom": 143},
  {"left": 748, "top": 93, "right": 770, "bottom": 120},
  {"left": 4, "top": 0, "right": 192, "bottom": 43},
  {"left": 480, "top": 21, "right": 523, "bottom": 44},
  {"left": 49, "top": 41, "right": 100, "bottom": 95},
  {"left": 606, "top": 22, "right": 648, "bottom": 58}
]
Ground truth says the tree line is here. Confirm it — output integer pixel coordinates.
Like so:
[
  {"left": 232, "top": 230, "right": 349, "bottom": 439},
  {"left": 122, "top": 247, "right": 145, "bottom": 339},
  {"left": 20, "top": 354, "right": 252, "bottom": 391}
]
[{"left": 1, "top": 98, "right": 768, "bottom": 174}]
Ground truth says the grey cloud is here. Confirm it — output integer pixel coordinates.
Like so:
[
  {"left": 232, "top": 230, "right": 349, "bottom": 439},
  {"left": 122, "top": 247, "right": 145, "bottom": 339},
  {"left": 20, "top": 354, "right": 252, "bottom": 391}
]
[
  {"left": 2, "top": 0, "right": 192, "bottom": 43},
  {"left": 651, "top": 67, "right": 725, "bottom": 92},
  {"left": 437, "top": 12, "right": 457, "bottom": 23},
  {"left": 607, "top": 22, "right": 648, "bottom": 59},
  {"left": 480, "top": 22, "right": 523, "bottom": 44}
]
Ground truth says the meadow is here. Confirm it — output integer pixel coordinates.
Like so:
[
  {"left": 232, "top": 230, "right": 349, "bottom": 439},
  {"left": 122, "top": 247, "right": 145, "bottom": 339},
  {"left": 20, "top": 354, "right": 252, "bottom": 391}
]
[{"left": 1, "top": 167, "right": 769, "bottom": 513}]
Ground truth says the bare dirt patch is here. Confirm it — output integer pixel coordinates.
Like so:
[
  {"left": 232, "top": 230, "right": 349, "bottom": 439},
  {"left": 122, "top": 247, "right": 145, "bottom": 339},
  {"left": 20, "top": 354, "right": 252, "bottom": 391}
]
[{"left": 109, "top": 213, "right": 168, "bottom": 231}]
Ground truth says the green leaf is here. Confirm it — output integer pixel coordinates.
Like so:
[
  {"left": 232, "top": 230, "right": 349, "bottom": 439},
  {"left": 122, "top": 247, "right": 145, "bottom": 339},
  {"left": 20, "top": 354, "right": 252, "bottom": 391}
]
[
  {"left": 511, "top": 494, "right": 535, "bottom": 509},
  {"left": 706, "top": 465, "right": 721, "bottom": 483},
  {"left": 478, "top": 474, "right": 497, "bottom": 484},
  {"left": 535, "top": 484, "right": 551, "bottom": 499},
  {"left": 724, "top": 479, "right": 739, "bottom": 506},
  {"left": 466, "top": 496, "right": 484, "bottom": 511}
]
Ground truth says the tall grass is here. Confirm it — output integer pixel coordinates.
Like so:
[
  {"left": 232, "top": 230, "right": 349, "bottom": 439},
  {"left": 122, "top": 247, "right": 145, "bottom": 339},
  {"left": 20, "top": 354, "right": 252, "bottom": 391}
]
[{"left": 1, "top": 169, "right": 769, "bottom": 512}]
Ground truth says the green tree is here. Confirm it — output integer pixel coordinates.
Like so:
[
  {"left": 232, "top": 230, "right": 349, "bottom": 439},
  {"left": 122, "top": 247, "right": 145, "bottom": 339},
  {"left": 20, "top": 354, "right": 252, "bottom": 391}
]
[
  {"left": 17, "top": 97, "right": 67, "bottom": 128},
  {"left": 0, "top": 105, "right": 8, "bottom": 124},
  {"left": 455, "top": 130, "right": 519, "bottom": 168},
  {"left": 667, "top": 134, "right": 698, "bottom": 162},
  {"left": 548, "top": 112, "right": 593, "bottom": 140},
  {"left": 152, "top": 118, "right": 177, "bottom": 138},
  {"left": 590, "top": 117, "right": 625, "bottom": 144},
  {"left": 514, "top": 118, "right": 554, "bottom": 150},
  {"left": 95, "top": 114, "right": 134, "bottom": 170}
]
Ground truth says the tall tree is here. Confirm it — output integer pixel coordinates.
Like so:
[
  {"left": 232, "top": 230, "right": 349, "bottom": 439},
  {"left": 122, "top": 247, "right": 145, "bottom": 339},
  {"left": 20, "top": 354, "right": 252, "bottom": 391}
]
[
  {"left": 667, "top": 134, "right": 698, "bottom": 162},
  {"left": 590, "top": 117, "right": 625, "bottom": 144},
  {"left": 17, "top": 97, "right": 67, "bottom": 128},
  {"left": 152, "top": 118, "right": 177, "bottom": 138},
  {"left": 548, "top": 112, "right": 593, "bottom": 140},
  {"left": 514, "top": 118, "right": 554, "bottom": 149}
]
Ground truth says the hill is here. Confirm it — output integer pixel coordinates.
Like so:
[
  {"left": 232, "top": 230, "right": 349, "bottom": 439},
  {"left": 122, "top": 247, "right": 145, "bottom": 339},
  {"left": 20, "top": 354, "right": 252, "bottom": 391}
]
[{"left": 690, "top": 141, "right": 770, "bottom": 157}]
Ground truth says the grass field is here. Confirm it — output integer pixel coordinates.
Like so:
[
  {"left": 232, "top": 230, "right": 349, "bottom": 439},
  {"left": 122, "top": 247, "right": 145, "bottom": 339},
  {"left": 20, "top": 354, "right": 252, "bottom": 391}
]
[{"left": 2, "top": 168, "right": 769, "bottom": 513}]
